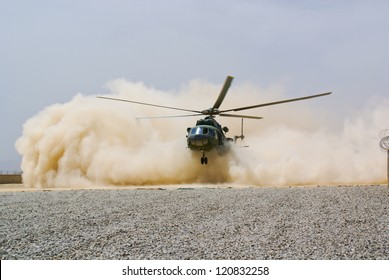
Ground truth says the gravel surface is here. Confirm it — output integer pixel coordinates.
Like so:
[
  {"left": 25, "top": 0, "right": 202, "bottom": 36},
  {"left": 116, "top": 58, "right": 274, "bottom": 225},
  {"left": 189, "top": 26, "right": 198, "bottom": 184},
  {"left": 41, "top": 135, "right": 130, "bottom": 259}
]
[{"left": 1, "top": 186, "right": 388, "bottom": 259}]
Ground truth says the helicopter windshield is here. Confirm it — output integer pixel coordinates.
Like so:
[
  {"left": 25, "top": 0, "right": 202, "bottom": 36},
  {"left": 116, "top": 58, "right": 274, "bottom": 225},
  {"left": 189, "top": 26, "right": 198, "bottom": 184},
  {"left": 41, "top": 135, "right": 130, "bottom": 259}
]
[{"left": 190, "top": 127, "right": 210, "bottom": 135}]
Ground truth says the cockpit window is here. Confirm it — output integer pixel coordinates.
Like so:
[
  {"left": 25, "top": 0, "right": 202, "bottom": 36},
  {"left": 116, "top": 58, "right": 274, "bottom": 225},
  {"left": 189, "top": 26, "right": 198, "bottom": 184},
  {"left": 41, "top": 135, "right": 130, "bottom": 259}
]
[
  {"left": 190, "top": 127, "right": 200, "bottom": 135},
  {"left": 190, "top": 127, "right": 210, "bottom": 135}
]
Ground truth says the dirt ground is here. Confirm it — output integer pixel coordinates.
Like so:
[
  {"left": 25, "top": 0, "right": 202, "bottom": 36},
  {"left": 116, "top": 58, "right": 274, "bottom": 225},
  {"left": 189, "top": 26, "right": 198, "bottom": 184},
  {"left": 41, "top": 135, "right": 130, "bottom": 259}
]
[{"left": 0, "top": 175, "right": 22, "bottom": 184}]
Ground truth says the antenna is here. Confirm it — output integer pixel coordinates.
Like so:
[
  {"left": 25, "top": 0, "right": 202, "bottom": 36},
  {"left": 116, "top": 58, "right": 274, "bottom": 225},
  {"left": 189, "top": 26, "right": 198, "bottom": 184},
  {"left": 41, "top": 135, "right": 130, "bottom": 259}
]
[{"left": 379, "top": 129, "right": 389, "bottom": 187}]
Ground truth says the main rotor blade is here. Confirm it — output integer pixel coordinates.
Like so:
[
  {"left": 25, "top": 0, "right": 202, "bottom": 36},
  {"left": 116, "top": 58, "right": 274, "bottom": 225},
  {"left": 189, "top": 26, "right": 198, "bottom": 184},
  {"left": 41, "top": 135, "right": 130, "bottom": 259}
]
[
  {"left": 219, "top": 113, "right": 263, "bottom": 120},
  {"left": 221, "top": 92, "right": 332, "bottom": 113},
  {"left": 136, "top": 113, "right": 203, "bottom": 119},
  {"left": 97, "top": 96, "right": 202, "bottom": 114},
  {"left": 212, "top": 76, "right": 234, "bottom": 109}
]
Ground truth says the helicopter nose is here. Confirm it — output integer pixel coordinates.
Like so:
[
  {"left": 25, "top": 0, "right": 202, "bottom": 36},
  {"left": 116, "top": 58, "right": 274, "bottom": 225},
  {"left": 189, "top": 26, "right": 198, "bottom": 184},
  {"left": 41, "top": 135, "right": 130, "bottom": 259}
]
[{"left": 188, "top": 135, "right": 209, "bottom": 147}]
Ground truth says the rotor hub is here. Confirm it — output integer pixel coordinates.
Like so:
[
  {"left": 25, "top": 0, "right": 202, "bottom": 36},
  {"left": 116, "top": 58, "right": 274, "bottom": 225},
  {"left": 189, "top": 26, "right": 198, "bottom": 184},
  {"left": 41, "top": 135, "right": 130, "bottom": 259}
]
[{"left": 201, "top": 108, "right": 220, "bottom": 116}]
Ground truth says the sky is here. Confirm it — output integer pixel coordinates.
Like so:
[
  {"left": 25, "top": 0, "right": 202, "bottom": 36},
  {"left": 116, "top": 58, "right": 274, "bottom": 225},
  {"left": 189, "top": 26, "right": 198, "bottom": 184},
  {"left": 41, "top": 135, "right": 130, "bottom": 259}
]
[{"left": 1, "top": 0, "right": 389, "bottom": 171}]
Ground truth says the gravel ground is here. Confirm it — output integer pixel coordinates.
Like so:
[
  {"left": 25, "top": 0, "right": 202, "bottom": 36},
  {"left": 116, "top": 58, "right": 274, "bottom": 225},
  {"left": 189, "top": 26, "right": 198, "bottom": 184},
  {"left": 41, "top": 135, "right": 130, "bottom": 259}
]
[{"left": 0, "top": 186, "right": 388, "bottom": 259}]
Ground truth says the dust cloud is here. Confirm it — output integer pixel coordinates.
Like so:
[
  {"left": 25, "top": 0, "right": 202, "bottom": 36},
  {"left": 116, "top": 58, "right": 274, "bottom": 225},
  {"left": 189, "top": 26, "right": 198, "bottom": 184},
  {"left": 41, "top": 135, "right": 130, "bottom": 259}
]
[{"left": 15, "top": 79, "right": 388, "bottom": 188}]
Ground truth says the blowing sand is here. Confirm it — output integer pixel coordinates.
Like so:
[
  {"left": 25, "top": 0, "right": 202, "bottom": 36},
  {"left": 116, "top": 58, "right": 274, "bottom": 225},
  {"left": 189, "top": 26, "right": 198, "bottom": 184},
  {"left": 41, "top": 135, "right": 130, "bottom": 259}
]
[
  {"left": 14, "top": 80, "right": 389, "bottom": 188},
  {"left": 0, "top": 185, "right": 388, "bottom": 259}
]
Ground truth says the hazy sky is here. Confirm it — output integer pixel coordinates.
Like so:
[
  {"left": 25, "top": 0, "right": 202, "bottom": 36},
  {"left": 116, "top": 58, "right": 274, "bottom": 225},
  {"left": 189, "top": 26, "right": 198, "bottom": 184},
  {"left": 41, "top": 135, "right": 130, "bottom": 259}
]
[{"left": 1, "top": 0, "right": 389, "bottom": 170}]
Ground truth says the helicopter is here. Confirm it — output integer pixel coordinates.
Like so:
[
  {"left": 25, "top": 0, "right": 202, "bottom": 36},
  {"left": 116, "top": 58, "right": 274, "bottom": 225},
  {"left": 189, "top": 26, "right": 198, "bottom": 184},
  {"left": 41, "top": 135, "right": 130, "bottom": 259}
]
[{"left": 98, "top": 76, "right": 331, "bottom": 165}]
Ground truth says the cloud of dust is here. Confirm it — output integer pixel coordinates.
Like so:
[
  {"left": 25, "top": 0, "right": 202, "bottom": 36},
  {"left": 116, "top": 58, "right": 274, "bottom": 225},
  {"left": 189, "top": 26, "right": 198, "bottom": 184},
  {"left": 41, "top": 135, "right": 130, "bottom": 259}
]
[{"left": 15, "top": 79, "right": 388, "bottom": 187}]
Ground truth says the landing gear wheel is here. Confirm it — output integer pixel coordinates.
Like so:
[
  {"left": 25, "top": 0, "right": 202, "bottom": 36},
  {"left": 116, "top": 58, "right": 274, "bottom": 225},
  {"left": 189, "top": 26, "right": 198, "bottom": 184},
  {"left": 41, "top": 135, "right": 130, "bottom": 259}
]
[{"left": 201, "top": 152, "right": 208, "bottom": 165}]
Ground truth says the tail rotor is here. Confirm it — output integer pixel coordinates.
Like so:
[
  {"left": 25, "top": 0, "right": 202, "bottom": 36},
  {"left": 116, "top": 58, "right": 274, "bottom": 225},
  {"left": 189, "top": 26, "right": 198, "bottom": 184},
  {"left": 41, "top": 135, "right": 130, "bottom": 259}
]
[{"left": 234, "top": 118, "right": 249, "bottom": 147}]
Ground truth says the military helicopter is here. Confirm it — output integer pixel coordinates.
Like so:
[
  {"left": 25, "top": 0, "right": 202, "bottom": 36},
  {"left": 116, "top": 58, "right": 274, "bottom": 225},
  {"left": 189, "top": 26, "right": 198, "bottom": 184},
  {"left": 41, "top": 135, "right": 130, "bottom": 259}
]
[{"left": 98, "top": 76, "right": 331, "bottom": 165}]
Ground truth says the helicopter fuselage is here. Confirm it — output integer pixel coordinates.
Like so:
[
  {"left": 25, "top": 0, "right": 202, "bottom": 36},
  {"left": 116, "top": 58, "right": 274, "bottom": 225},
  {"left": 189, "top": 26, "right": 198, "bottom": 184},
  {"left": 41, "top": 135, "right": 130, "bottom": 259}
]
[
  {"left": 187, "top": 125, "right": 225, "bottom": 151},
  {"left": 186, "top": 117, "right": 231, "bottom": 164}
]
